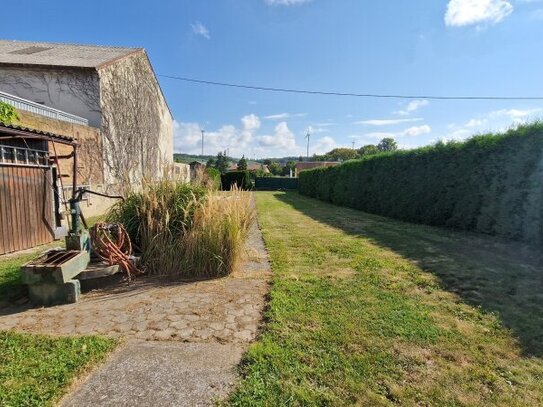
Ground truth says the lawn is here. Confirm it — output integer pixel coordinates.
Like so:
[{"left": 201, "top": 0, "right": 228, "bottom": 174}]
[
  {"left": 0, "top": 331, "right": 116, "bottom": 406},
  {"left": 229, "top": 191, "right": 543, "bottom": 406}
]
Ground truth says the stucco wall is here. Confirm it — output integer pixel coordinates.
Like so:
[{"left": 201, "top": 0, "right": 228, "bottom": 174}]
[
  {"left": 98, "top": 51, "right": 173, "bottom": 189},
  {"left": 0, "top": 66, "right": 101, "bottom": 127},
  {"left": 171, "top": 162, "right": 190, "bottom": 183},
  {"left": 16, "top": 110, "right": 111, "bottom": 218},
  {"left": 16, "top": 110, "right": 103, "bottom": 186}
]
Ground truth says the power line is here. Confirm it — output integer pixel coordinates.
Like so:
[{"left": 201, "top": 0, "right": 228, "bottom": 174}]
[{"left": 158, "top": 74, "right": 543, "bottom": 101}]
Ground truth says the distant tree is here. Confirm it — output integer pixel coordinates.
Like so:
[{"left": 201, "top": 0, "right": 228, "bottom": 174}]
[
  {"left": 298, "top": 156, "right": 304, "bottom": 162},
  {"left": 206, "top": 157, "right": 216, "bottom": 168},
  {"left": 315, "top": 148, "right": 359, "bottom": 162},
  {"left": 237, "top": 155, "right": 248, "bottom": 171},
  {"left": 358, "top": 144, "right": 379, "bottom": 157},
  {"left": 215, "top": 152, "right": 229, "bottom": 174},
  {"left": 268, "top": 161, "right": 282, "bottom": 176},
  {"left": 281, "top": 160, "right": 296, "bottom": 176},
  {"left": 263, "top": 159, "right": 273, "bottom": 166},
  {"left": 377, "top": 138, "right": 398, "bottom": 152}
]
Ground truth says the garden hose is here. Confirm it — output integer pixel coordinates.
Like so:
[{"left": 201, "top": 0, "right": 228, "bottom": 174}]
[{"left": 89, "top": 222, "right": 142, "bottom": 280}]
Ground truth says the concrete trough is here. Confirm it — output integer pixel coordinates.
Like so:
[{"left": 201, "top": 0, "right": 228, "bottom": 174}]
[{"left": 21, "top": 250, "right": 90, "bottom": 305}]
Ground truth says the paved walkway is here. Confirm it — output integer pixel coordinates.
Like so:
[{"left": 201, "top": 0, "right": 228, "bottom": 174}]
[
  {"left": 0, "top": 222, "right": 270, "bottom": 344},
  {"left": 0, "top": 213, "right": 271, "bottom": 406},
  {"left": 62, "top": 342, "right": 245, "bottom": 407}
]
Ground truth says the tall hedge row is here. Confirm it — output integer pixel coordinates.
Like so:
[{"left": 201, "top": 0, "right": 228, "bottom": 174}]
[
  {"left": 221, "top": 171, "right": 252, "bottom": 190},
  {"left": 299, "top": 123, "right": 543, "bottom": 245}
]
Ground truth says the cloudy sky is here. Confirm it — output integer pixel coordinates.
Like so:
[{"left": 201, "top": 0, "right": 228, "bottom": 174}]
[{"left": 3, "top": 0, "right": 543, "bottom": 158}]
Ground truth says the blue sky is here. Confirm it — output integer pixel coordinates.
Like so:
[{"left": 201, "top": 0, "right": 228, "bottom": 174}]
[{"left": 2, "top": 0, "right": 543, "bottom": 158}]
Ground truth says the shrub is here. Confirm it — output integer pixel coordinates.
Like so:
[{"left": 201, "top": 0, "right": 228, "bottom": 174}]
[
  {"left": 106, "top": 181, "right": 207, "bottom": 249},
  {"left": 221, "top": 170, "right": 252, "bottom": 190},
  {"left": 205, "top": 167, "right": 221, "bottom": 190},
  {"left": 106, "top": 181, "right": 254, "bottom": 278},
  {"left": 299, "top": 122, "right": 543, "bottom": 245},
  {"left": 0, "top": 101, "right": 18, "bottom": 125}
]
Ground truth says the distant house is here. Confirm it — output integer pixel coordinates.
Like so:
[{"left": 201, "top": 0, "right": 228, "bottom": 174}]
[
  {"left": 0, "top": 39, "right": 173, "bottom": 188},
  {"left": 294, "top": 161, "right": 339, "bottom": 177},
  {"left": 228, "top": 163, "right": 270, "bottom": 173}
]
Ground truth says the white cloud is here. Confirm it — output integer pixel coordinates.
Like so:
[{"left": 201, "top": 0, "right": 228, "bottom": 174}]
[
  {"left": 258, "top": 122, "right": 297, "bottom": 151},
  {"left": 351, "top": 132, "right": 397, "bottom": 141},
  {"left": 191, "top": 21, "right": 210, "bottom": 39},
  {"left": 465, "top": 118, "right": 488, "bottom": 127},
  {"left": 173, "top": 121, "right": 202, "bottom": 152},
  {"left": 489, "top": 108, "right": 542, "bottom": 122},
  {"left": 312, "top": 136, "right": 337, "bottom": 155},
  {"left": 263, "top": 112, "right": 306, "bottom": 120},
  {"left": 350, "top": 125, "right": 431, "bottom": 142},
  {"left": 395, "top": 100, "right": 429, "bottom": 116},
  {"left": 445, "top": 0, "right": 514, "bottom": 27},
  {"left": 446, "top": 107, "right": 542, "bottom": 141},
  {"left": 174, "top": 114, "right": 262, "bottom": 156},
  {"left": 402, "top": 125, "right": 432, "bottom": 137},
  {"left": 355, "top": 118, "right": 423, "bottom": 126},
  {"left": 241, "top": 114, "right": 261, "bottom": 132},
  {"left": 265, "top": 0, "right": 313, "bottom": 6}
]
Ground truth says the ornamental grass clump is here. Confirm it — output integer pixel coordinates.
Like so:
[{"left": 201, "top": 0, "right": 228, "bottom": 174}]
[
  {"left": 107, "top": 181, "right": 254, "bottom": 278},
  {"left": 182, "top": 187, "right": 255, "bottom": 278}
]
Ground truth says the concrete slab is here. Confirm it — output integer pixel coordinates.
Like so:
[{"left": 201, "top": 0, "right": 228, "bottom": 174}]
[{"left": 61, "top": 341, "right": 245, "bottom": 407}]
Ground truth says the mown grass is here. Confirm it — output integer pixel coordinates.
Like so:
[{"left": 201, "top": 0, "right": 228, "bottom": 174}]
[
  {"left": 0, "top": 331, "right": 116, "bottom": 407},
  {"left": 228, "top": 191, "right": 543, "bottom": 406}
]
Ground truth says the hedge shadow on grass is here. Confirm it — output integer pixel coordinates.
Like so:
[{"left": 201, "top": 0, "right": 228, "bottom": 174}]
[{"left": 275, "top": 191, "right": 543, "bottom": 357}]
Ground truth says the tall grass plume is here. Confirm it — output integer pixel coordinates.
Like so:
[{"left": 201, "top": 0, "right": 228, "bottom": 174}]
[{"left": 107, "top": 181, "right": 254, "bottom": 278}]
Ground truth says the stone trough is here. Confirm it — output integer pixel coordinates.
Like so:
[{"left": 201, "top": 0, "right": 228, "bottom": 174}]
[{"left": 21, "top": 249, "right": 89, "bottom": 305}]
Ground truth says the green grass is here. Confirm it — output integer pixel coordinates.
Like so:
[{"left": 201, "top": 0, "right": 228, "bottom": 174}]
[
  {"left": 228, "top": 191, "right": 543, "bottom": 406},
  {"left": 0, "top": 331, "right": 116, "bottom": 407}
]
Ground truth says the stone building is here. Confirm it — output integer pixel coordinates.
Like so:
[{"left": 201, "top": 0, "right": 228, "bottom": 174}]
[{"left": 0, "top": 40, "right": 173, "bottom": 190}]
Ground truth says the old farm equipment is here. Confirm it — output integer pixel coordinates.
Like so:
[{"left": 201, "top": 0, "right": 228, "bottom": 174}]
[{"left": 0, "top": 123, "right": 133, "bottom": 305}]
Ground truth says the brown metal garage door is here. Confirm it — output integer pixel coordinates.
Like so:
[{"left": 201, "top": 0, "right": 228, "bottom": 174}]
[{"left": 0, "top": 165, "right": 55, "bottom": 255}]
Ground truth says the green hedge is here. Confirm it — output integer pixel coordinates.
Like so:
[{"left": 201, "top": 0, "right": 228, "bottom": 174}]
[
  {"left": 221, "top": 171, "right": 252, "bottom": 190},
  {"left": 299, "top": 123, "right": 543, "bottom": 245},
  {"left": 255, "top": 177, "right": 298, "bottom": 191}
]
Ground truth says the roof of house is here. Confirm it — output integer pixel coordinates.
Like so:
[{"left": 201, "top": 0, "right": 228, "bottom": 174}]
[
  {"left": 0, "top": 121, "right": 75, "bottom": 144},
  {"left": 0, "top": 40, "right": 141, "bottom": 69}
]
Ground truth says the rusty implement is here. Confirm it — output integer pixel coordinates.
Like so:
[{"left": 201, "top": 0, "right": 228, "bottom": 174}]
[{"left": 21, "top": 250, "right": 90, "bottom": 305}]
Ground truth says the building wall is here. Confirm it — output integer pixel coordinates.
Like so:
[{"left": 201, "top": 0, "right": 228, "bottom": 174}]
[
  {"left": 171, "top": 162, "right": 190, "bottom": 183},
  {"left": 98, "top": 52, "right": 173, "bottom": 190},
  {"left": 0, "top": 53, "right": 174, "bottom": 193},
  {"left": 0, "top": 66, "right": 101, "bottom": 127},
  {"left": 16, "top": 110, "right": 111, "bottom": 218}
]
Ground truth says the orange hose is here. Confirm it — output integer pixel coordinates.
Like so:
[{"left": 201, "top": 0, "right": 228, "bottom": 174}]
[{"left": 90, "top": 222, "right": 142, "bottom": 280}]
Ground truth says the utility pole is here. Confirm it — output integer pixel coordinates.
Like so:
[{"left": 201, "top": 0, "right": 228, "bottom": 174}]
[
  {"left": 305, "top": 130, "right": 310, "bottom": 161},
  {"left": 201, "top": 129, "right": 205, "bottom": 156}
]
